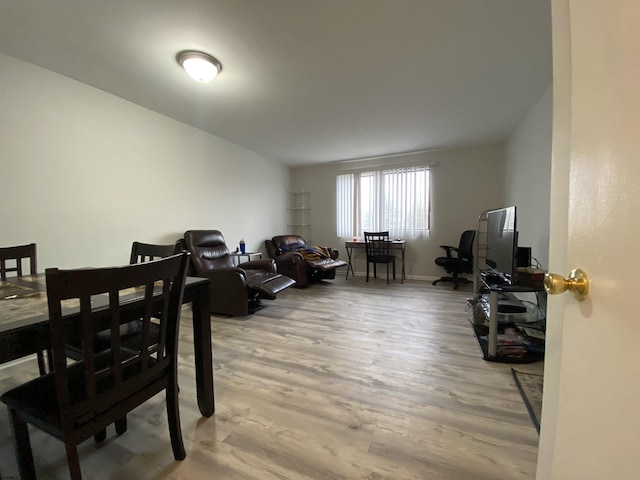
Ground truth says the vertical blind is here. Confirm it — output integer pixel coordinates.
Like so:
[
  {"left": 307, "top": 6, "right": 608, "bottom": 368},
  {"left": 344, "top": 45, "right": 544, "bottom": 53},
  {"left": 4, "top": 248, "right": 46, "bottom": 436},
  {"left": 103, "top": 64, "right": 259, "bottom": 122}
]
[{"left": 336, "top": 165, "right": 430, "bottom": 238}]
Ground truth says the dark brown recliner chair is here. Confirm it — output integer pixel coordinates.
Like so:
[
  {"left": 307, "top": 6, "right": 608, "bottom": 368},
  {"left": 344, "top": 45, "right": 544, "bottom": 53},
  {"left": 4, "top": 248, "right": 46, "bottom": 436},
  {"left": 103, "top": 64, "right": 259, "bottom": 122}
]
[
  {"left": 184, "top": 230, "right": 295, "bottom": 316},
  {"left": 264, "top": 235, "right": 347, "bottom": 288}
]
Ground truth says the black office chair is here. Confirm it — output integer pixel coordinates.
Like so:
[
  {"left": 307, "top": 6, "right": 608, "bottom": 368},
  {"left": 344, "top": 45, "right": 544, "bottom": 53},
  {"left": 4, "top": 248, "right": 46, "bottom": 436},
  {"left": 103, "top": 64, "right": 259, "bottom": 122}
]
[{"left": 432, "top": 230, "right": 476, "bottom": 289}]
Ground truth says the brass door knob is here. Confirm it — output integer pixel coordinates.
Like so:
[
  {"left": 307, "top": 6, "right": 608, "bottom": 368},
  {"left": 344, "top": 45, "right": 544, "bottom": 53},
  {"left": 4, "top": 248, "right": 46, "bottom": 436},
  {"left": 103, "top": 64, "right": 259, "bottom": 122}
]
[{"left": 544, "top": 268, "right": 589, "bottom": 301}]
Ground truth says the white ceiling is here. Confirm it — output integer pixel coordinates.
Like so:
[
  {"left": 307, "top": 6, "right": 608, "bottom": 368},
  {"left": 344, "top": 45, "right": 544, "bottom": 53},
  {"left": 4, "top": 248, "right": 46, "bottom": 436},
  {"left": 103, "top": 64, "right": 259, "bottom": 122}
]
[{"left": 0, "top": 0, "right": 552, "bottom": 166}]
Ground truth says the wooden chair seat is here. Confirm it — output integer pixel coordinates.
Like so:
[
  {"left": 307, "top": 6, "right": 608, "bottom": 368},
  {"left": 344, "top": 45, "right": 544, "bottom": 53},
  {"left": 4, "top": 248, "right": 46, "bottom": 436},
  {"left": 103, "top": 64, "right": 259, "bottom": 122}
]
[{"left": 1, "top": 348, "right": 146, "bottom": 432}]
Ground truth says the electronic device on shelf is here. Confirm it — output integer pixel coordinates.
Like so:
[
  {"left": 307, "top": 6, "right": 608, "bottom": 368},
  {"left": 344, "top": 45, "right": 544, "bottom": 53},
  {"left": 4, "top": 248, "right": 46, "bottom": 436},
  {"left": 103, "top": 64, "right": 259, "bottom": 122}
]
[{"left": 485, "top": 206, "right": 518, "bottom": 285}]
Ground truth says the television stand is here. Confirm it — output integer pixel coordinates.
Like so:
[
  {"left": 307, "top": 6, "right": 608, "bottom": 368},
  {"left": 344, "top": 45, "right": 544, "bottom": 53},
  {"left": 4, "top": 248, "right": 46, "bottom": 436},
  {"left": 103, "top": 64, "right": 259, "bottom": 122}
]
[
  {"left": 470, "top": 210, "right": 546, "bottom": 362},
  {"left": 468, "top": 277, "right": 546, "bottom": 362}
]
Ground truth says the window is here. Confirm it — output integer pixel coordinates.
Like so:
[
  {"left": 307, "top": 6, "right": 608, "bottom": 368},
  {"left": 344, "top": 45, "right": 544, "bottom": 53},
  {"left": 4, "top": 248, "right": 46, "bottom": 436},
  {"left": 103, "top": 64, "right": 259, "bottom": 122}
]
[{"left": 336, "top": 165, "right": 430, "bottom": 238}]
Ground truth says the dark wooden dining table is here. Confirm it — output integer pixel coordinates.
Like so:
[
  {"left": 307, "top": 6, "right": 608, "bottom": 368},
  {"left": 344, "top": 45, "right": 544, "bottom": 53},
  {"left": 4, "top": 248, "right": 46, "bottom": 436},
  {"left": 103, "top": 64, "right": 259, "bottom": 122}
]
[{"left": 0, "top": 274, "right": 215, "bottom": 417}]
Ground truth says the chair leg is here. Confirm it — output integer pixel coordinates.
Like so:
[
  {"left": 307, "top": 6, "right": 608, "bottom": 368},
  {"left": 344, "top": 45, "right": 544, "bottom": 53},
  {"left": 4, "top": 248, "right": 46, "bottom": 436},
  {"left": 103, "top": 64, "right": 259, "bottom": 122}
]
[
  {"left": 64, "top": 442, "right": 83, "bottom": 480},
  {"left": 94, "top": 416, "right": 126, "bottom": 442},
  {"left": 115, "top": 416, "right": 128, "bottom": 435},
  {"left": 366, "top": 262, "right": 370, "bottom": 282},
  {"left": 392, "top": 260, "right": 396, "bottom": 280},
  {"left": 9, "top": 409, "right": 37, "bottom": 480},
  {"left": 94, "top": 429, "right": 107, "bottom": 442},
  {"left": 166, "top": 384, "right": 186, "bottom": 460},
  {"left": 433, "top": 272, "right": 471, "bottom": 289},
  {"left": 386, "top": 262, "right": 389, "bottom": 284}
]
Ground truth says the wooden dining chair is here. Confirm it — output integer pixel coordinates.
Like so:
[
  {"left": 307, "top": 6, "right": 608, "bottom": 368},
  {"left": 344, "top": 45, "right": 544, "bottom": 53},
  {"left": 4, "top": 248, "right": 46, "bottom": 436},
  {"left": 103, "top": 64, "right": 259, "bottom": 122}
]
[
  {"left": 0, "top": 253, "right": 190, "bottom": 480},
  {"left": 64, "top": 241, "right": 180, "bottom": 438},
  {"left": 0, "top": 243, "right": 51, "bottom": 374},
  {"left": 0, "top": 243, "right": 37, "bottom": 281},
  {"left": 102, "top": 241, "right": 178, "bottom": 353},
  {"left": 364, "top": 231, "right": 396, "bottom": 284},
  {"left": 66, "top": 242, "right": 178, "bottom": 359}
]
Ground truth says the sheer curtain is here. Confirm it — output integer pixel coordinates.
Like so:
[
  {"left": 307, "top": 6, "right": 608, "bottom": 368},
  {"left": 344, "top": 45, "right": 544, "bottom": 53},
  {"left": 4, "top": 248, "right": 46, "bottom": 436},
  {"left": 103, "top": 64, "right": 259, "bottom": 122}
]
[
  {"left": 336, "top": 173, "right": 355, "bottom": 238},
  {"left": 337, "top": 165, "right": 430, "bottom": 238}
]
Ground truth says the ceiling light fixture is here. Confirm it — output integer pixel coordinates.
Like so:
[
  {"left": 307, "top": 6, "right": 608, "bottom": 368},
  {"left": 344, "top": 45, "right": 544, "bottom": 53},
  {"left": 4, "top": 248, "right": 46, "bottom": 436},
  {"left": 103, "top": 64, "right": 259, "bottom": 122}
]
[{"left": 176, "top": 50, "right": 222, "bottom": 83}]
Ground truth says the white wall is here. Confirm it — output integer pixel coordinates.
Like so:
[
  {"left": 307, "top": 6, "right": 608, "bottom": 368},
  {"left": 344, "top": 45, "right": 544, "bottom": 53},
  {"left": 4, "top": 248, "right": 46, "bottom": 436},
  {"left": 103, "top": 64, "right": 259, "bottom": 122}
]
[
  {"left": 0, "top": 53, "right": 290, "bottom": 269},
  {"left": 291, "top": 145, "right": 506, "bottom": 280},
  {"left": 504, "top": 85, "right": 553, "bottom": 269},
  {"left": 0, "top": 50, "right": 551, "bottom": 276},
  {"left": 291, "top": 83, "right": 553, "bottom": 283}
]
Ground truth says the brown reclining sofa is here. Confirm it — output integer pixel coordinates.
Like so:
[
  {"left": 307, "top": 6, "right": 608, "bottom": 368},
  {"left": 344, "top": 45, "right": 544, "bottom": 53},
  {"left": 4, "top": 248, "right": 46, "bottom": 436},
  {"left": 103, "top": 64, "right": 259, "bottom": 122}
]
[{"left": 265, "top": 234, "right": 347, "bottom": 288}]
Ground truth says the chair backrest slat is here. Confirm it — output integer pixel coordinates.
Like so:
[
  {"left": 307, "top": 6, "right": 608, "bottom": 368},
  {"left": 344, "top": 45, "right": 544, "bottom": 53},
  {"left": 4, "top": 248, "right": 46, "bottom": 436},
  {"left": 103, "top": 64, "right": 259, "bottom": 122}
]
[{"left": 109, "top": 289, "right": 124, "bottom": 387}]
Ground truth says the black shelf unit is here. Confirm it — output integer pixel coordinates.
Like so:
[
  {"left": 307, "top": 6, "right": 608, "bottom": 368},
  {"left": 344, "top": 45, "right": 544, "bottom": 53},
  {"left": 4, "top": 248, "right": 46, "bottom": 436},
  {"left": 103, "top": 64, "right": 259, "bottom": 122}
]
[{"left": 467, "top": 277, "right": 546, "bottom": 363}]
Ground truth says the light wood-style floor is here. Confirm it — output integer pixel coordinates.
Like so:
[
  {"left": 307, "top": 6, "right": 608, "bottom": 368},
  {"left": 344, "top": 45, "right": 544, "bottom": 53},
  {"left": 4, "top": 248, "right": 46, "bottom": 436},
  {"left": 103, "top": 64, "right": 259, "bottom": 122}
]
[{"left": 0, "top": 276, "right": 542, "bottom": 479}]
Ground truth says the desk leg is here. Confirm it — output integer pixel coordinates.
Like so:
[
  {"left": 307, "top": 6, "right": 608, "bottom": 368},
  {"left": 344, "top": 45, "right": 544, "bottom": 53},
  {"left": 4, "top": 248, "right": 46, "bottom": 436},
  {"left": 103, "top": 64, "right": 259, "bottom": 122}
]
[
  {"left": 346, "top": 247, "right": 355, "bottom": 279},
  {"left": 488, "top": 290, "right": 499, "bottom": 358},
  {"left": 191, "top": 283, "right": 215, "bottom": 417},
  {"left": 401, "top": 246, "right": 405, "bottom": 284}
]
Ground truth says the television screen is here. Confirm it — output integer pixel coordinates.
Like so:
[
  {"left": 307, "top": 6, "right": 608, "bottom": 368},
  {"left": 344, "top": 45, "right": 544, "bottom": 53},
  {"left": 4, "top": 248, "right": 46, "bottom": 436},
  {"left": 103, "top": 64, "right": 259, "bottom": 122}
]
[{"left": 485, "top": 206, "right": 517, "bottom": 281}]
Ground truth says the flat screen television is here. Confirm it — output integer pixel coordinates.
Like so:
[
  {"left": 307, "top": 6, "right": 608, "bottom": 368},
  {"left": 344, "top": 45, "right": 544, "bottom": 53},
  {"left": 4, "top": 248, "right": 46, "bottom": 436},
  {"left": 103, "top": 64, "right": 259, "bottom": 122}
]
[{"left": 485, "top": 206, "right": 518, "bottom": 282}]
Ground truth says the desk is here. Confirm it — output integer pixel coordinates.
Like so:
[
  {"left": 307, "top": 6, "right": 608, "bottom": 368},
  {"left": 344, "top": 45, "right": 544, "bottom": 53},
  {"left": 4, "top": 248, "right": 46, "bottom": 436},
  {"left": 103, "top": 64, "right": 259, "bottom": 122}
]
[
  {"left": 344, "top": 240, "right": 406, "bottom": 283},
  {"left": 0, "top": 274, "right": 215, "bottom": 417}
]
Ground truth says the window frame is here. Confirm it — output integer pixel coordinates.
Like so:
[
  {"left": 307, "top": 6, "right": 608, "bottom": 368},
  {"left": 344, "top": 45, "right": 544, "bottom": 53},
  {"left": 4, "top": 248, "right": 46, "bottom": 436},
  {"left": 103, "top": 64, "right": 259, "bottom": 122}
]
[{"left": 336, "top": 164, "right": 431, "bottom": 239}]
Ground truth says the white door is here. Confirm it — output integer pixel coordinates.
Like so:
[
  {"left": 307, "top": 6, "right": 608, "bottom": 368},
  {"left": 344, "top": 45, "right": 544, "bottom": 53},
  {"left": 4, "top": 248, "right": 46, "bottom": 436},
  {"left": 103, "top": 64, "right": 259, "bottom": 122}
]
[{"left": 538, "top": 1, "right": 640, "bottom": 479}]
